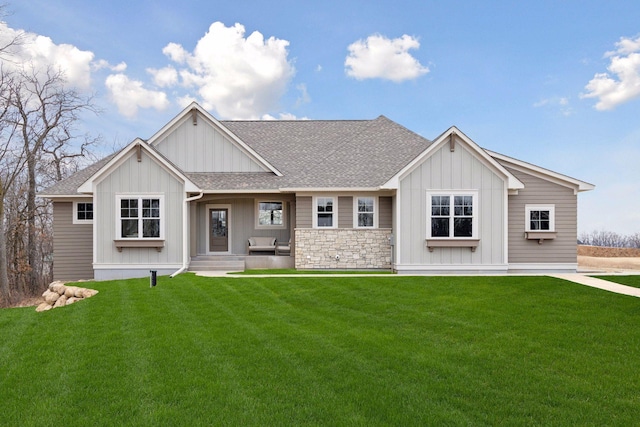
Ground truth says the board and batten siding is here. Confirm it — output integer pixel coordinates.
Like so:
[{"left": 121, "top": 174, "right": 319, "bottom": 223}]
[
  {"left": 95, "top": 150, "right": 184, "bottom": 267},
  {"left": 52, "top": 201, "right": 93, "bottom": 281},
  {"left": 506, "top": 167, "right": 577, "bottom": 264},
  {"left": 152, "top": 113, "right": 265, "bottom": 173},
  {"left": 397, "top": 142, "right": 506, "bottom": 267}
]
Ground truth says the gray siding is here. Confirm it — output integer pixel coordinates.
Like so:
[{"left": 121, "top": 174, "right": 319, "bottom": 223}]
[
  {"left": 397, "top": 142, "right": 506, "bottom": 266},
  {"left": 296, "top": 196, "right": 312, "bottom": 228},
  {"left": 153, "top": 113, "right": 265, "bottom": 173},
  {"left": 506, "top": 167, "right": 577, "bottom": 264},
  {"left": 52, "top": 202, "right": 93, "bottom": 281},
  {"left": 195, "top": 196, "right": 292, "bottom": 254},
  {"left": 95, "top": 150, "right": 184, "bottom": 266},
  {"left": 338, "top": 196, "right": 353, "bottom": 228},
  {"left": 379, "top": 196, "right": 392, "bottom": 228},
  {"left": 296, "top": 194, "right": 391, "bottom": 229}
]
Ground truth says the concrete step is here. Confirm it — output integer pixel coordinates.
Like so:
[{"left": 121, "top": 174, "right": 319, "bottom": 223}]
[{"left": 188, "top": 256, "right": 245, "bottom": 271}]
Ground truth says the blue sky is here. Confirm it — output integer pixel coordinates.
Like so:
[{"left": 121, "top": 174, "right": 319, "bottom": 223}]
[{"left": 3, "top": 0, "right": 640, "bottom": 235}]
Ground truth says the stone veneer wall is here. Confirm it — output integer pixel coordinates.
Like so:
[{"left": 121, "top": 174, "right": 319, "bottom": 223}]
[{"left": 295, "top": 228, "right": 392, "bottom": 270}]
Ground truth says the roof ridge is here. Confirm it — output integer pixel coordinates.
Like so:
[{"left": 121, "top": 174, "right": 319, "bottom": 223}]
[{"left": 219, "top": 118, "right": 373, "bottom": 123}]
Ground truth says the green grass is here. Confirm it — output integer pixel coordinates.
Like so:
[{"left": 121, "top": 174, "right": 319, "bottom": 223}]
[
  {"left": 232, "top": 268, "right": 394, "bottom": 275},
  {"left": 596, "top": 275, "right": 640, "bottom": 288},
  {"left": 1, "top": 274, "right": 639, "bottom": 425}
]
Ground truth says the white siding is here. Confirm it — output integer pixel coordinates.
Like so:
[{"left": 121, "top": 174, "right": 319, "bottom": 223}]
[
  {"left": 153, "top": 113, "right": 265, "bottom": 172},
  {"left": 95, "top": 150, "right": 184, "bottom": 267},
  {"left": 397, "top": 141, "right": 507, "bottom": 268}
]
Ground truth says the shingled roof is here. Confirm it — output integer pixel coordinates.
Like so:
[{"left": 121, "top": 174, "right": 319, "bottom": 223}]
[
  {"left": 41, "top": 115, "right": 433, "bottom": 195},
  {"left": 221, "top": 116, "right": 432, "bottom": 188}
]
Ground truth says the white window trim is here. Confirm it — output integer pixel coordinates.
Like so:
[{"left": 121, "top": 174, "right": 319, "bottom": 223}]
[
  {"left": 73, "top": 200, "right": 94, "bottom": 225},
  {"left": 525, "top": 204, "right": 555, "bottom": 232},
  {"left": 353, "top": 196, "right": 378, "bottom": 228},
  {"left": 426, "top": 191, "right": 479, "bottom": 239},
  {"left": 255, "top": 199, "right": 286, "bottom": 229},
  {"left": 115, "top": 194, "right": 165, "bottom": 240},
  {"left": 313, "top": 196, "right": 338, "bottom": 228}
]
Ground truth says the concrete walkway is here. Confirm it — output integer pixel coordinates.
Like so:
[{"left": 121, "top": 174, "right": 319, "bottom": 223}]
[{"left": 550, "top": 274, "right": 640, "bottom": 298}]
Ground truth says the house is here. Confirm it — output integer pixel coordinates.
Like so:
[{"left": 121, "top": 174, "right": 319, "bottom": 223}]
[{"left": 40, "top": 103, "right": 594, "bottom": 280}]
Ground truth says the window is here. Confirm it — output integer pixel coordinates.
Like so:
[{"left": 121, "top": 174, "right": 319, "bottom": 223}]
[
  {"left": 355, "top": 197, "right": 376, "bottom": 228},
  {"left": 73, "top": 201, "right": 93, "bottom": 224},
  {"left": 525, "top": 205, "right": 555, "bottom": 232},
  {"left": 117, "top": 196, "right": 163, "bottom": 239},
  {"left": 256, "top": 201, "right": 284, "bottom": 228},
  {"left": 428, "top": 192, "right": 477, "bottom": 238},
  {"left": 314, "top": 197, "right": 336, "bottom": 228}
]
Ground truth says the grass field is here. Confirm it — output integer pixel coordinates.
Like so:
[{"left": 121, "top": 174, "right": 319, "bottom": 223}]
[
  {"left": 596, "top": 275, "right": 640, "bottom": 288},
  {"left": 1, "top": 274, "right": 639, "bottom": 425}
]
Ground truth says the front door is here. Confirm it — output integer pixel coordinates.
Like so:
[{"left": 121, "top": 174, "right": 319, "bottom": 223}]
[{"left": 209, "top": 208, "right": 229, "bottom": 252}]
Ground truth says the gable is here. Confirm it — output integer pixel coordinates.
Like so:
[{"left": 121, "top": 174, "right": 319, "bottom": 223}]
[
  {"left": 96, "top": 149, "right": 185, "bottom": 194},
  {"left": 488, "top": 150, "right": 595, "bottom": 195},
  {"left": 400, "top": 138, "right": 507, "bottom": 190},
  {"left": 77, "top": 139, "right": 200, "bottom": 194},
  {"left": 150, "top": 104, "right": 275, "bottom": 174},
  {"left": 384, "top": 127, "right": 524, "bottom": 190}
]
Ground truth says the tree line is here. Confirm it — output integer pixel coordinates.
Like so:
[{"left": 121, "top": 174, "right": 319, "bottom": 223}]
[
  {"left": 579, "top": 230, "right": 640, "bottom": 249},
  {"left": 0, "top": 23, "right": 98, "bottom": 307}
]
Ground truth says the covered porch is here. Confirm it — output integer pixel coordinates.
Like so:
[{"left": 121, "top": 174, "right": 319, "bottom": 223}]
[{"left": 188, "top": 193, "right": 295, "bottom": 270}]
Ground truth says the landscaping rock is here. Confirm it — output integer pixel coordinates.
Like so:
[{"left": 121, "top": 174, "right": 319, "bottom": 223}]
[
  {"left": 82, "top": 289, "right": 98, "bottom": 298},
  {"left": 50, "top": 282, "right": 66, "bottom": 295},
  {"left": 64, "top": 286, "right": 78, "bottom": 298},
  {"left": 36, "top": 302, "right": 52, "bottom": 312},
  {"left": 37, "top": 282, "right": 99, "bottom": 312},
  {"left": 43, "top": 289, "right": 60, "bottom": 304},
  {"left": 53, "top": 295, "right": 67, "bottom": 308}
]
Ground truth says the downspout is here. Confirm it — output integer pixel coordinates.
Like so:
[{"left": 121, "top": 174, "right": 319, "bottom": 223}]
[{"left": 170, "top": 191, "right": 204, "bottom": 278}]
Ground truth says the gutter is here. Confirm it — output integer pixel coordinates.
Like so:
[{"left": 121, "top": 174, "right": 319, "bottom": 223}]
[{"left": 170, "top": 191, "right": 204, "bottom": 278}]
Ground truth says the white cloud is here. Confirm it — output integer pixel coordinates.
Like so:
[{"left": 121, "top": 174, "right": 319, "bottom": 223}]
[
  {"left": 147, "top": 66, "right": 178, "bottom": 87},
  {"left": 0, "top": 22, "right": 94, "bottom": 89},
  {"left": 105, "top": 74, "right": 170, "bottom": 118},
  {"left": 261, "top": 112, "right": 308, "bottom": 120},
  {"left": 295, "top": 83, "right": 310, "bottom": 107},
  {"left": 177, "top": 95, "right": 198, "bottom": 108},
  {"left": 533, "top": 96, "right": 572, "bottom": 116},
  {"left": 158, "top": 22, "right": 295, "bottom": 119},
  {"left": 345, "top": 34, "right": 429, "bottom": 82},
  {"left": 582, "top": 35, "right": 640, "bottom": 110},
  {"left": 92, "top": 60, "right": 127, "bottom": 72}
]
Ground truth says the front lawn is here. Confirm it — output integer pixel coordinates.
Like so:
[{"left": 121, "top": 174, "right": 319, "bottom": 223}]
[
  {"left": 1, "top": 275, "right": 639, "bottom": 425},
  {"left": 596, "top": 275, "right": 640, "bottom": 288}
]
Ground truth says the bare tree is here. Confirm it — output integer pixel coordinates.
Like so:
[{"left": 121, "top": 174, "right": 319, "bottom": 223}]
[
  {"left": 8, "top": 65, "right": 97, "bottom": 294},
  {"left": 579, "top": 230, "right": 640, "bottom": 248},
  {"left": 0, "top": 68, "right": 24, "bottom": 305},
  {"left": 0, "top": 4, "right": 27, "bottom": 307}
]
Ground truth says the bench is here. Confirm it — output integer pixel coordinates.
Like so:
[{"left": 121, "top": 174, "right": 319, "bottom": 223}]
[
  {"left": 276, "top": 238, "right": 291, "bottom": 256},
  {"left": 248, "top": 237, "right": 277, "bottom": 254}
]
